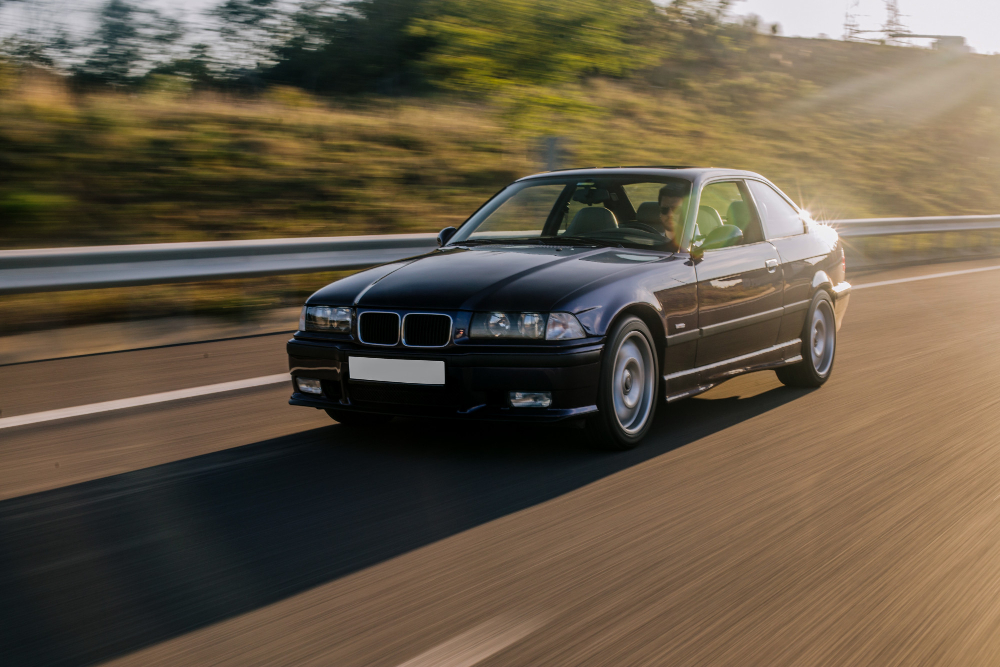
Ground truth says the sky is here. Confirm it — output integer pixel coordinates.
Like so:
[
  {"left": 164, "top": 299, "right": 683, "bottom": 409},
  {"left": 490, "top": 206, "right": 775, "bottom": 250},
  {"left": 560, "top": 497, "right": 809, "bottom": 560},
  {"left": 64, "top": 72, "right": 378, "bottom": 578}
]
[{"left": 736, "top": 0, "right": 1000, "bottom": 54}]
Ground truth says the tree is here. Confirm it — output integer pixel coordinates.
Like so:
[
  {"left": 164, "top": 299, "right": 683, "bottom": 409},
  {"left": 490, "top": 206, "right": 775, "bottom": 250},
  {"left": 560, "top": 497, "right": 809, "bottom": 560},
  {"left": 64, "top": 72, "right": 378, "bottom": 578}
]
[
  {"left": 210, "top": 0, "right": 285, "bottom": 72},
  {"left": 0, "top": 0, "right": 75, "bottom": 70},
  {"left": 265, "top": 0, "right": 431, "bottom": 94},
  {"left": 73, "top": 0, "right": 183, "bottom": 86},
  {"left": 144, "top": 44, "right": 217, "bottom": 88},
  {"left": 408, "top": 0, "right": 663, "bottom": 97},
  {"left": 0, "top": 35, "right": 55, "bottom": 68}
]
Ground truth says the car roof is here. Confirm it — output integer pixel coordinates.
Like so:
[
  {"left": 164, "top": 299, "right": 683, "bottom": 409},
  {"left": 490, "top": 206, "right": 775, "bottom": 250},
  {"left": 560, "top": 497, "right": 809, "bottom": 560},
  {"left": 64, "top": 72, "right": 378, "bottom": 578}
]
[{"left": 516, "top": 167, "right": 763, "bottom": 182}]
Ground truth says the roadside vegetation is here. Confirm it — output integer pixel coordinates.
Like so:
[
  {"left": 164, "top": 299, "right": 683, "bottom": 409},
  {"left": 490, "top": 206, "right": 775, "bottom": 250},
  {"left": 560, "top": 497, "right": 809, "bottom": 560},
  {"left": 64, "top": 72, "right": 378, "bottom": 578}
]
[
  {"left": 2, "top": 0, "right": 1000, "bottom": 332},
  {"left": 5, "top": 37, "right": 1000, "bottom": 250}
]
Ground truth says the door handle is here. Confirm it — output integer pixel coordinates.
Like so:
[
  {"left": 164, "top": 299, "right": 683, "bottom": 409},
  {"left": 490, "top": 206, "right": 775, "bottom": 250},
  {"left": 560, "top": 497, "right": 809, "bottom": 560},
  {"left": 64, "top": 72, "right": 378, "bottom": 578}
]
[{"left": 765, "top": 259, "right": 779, "bottom": 273}]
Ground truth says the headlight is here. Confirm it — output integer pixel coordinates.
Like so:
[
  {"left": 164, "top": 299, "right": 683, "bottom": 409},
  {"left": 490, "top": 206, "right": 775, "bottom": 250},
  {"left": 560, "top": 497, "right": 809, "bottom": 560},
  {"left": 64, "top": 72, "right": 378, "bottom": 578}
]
[
  {"left": 545, "top": 312, "right": 586, "bottom": 340},
  {"left": 471, "top": 311, "right": 545, "bottom": 339},
  {"left": 300, "top": 305, "right": 352, "bottom": 333},
  {"left": 469, "top": 311, "right": 586, "bottom": 340}
]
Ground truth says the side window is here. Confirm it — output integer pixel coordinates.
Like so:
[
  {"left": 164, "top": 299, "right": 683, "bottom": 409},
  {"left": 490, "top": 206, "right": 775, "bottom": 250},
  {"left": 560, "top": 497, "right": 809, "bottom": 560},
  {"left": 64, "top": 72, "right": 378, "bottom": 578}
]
[
  {"left": 698, "top": 181, "right": 764, "bottom": 244},
  {"left": 747, "top": 181, "right": 804, "bottom": 238}
]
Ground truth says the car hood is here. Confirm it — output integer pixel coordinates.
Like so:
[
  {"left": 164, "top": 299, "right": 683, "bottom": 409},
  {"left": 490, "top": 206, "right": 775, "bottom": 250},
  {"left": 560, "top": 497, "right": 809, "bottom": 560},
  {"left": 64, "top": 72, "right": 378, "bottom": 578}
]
[{"left": 310, "top": 245, "right": 672, "bottom": 312}]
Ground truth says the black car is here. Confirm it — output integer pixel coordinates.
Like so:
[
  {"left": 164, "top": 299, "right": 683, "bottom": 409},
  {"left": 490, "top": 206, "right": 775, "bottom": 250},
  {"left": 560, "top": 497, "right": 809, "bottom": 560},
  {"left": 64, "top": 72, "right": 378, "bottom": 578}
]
[{"left": 288, "top": 168, "right": 851, "bottom": 449}]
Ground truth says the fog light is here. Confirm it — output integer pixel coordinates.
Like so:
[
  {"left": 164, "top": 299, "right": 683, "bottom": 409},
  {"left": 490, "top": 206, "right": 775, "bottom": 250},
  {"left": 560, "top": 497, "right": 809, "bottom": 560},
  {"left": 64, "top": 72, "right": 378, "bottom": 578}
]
[
  {"left": 296, "top": 377, "right": 323, "bottom": 395},
  {"left": 509, "top": 391, "right": 552, "bottom": 408}
]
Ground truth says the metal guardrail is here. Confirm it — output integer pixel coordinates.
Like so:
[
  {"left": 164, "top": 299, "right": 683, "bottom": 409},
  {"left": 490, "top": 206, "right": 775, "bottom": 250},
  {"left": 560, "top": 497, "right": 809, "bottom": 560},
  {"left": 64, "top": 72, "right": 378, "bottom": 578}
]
[
  {"left": 0, "top": 234, "right": 438, "bottom": 295},
  {"left": 2, "top": 215, "right": 999, "bottom": 295},
  {"left": 832, "top": 214, "right": 1000, "bottom": 237}
]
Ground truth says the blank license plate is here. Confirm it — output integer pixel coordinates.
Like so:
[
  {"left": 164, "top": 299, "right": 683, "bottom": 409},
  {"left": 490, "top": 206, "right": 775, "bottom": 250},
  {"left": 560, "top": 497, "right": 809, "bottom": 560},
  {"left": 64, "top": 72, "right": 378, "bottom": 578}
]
[{"left": 349, "top": 357, "right": 445, "bottom": 385}]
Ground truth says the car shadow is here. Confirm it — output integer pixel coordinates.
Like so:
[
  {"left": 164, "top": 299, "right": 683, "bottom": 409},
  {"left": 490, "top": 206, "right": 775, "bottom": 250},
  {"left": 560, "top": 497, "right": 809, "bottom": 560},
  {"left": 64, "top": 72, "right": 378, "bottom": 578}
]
[{"left": 0, "top": 382, "right": 813, "bottom": 667}]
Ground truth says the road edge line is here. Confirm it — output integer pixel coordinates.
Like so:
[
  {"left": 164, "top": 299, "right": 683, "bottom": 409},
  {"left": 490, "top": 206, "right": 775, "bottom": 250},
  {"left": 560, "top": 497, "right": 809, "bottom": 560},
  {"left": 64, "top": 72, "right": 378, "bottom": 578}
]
[
  {"left": 0, "top": 374, "right": 290, "bottom": 430},
  {"left": 853, "top": 263, "right": 1000, "bottom": 290}
]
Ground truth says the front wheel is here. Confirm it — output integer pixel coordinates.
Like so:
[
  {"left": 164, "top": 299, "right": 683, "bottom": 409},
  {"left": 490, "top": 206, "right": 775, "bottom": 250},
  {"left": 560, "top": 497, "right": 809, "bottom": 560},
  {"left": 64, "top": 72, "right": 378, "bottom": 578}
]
[
  {"left": 588, "top": 316, "right": 659, "bottom": 450},
  {"left": 776, "top": 291, "right": 837, "bottom": 388}
]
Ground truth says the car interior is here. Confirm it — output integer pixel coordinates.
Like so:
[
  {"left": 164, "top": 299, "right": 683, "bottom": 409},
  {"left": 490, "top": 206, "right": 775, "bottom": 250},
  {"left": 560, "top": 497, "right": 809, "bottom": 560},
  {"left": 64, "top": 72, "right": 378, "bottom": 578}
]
[
  {"left": 556, "top": 179, "right": 765, "bottom": 251},
  {"left": 695, "top": 181, "right": 766, "bottom": 247},
  {"left": 556, "top": 180, "right": 691, "bottom": 241},
  {"left": 462, "top": 177, "right": 767, "bottom": 251}
]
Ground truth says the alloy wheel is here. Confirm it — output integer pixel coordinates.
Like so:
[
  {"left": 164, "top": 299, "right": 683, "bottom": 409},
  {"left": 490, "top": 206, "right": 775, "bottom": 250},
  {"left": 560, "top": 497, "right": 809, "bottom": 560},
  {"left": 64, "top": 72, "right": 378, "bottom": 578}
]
[
  {"left": 611, "top": 331, "right": 655, "bottom": 434},
  {"left": 810, "top": 300, "right": 836, "bottom": 377}
]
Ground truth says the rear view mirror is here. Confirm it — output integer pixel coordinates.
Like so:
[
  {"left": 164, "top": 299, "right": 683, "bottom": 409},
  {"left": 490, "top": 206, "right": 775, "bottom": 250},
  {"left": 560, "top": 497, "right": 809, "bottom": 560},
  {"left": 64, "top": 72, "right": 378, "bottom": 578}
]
[{"left": 437, "top": 227, "right": 457, "bottom": 246}]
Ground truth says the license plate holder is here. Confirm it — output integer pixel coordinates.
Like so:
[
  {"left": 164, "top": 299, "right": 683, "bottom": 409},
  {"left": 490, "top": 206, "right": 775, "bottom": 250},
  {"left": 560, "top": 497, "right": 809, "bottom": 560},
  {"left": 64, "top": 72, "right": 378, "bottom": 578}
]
[{"left": 348, "top": 356, "right": 445, "bottom": 385}]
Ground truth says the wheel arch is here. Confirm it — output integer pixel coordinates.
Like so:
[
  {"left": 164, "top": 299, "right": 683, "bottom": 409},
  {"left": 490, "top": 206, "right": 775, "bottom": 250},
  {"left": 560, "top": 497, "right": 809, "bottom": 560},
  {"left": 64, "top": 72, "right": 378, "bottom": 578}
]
[
  {"left": 811, "top": 270, "right": 836, "bottom": 300},
  {"left": 604, "top": 303, "right": 666, "bottom": 374}
]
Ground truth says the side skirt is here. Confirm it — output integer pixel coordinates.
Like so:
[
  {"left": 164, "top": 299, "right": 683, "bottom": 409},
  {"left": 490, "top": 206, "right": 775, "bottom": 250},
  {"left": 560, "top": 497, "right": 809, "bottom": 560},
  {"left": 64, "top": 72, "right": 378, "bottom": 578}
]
[{"left": 663, "top": 339, "right": 802, "bottom": 403}]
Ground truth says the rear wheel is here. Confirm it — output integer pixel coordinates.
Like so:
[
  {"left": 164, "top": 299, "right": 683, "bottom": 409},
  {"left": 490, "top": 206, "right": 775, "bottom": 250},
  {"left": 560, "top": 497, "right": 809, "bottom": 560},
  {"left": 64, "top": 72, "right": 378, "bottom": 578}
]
[
  {"left": 776, "top": 291, "right": 836, "bottom": 388},
  {"left": 588, "top": 316, "right": 659, "bottom": 450}
]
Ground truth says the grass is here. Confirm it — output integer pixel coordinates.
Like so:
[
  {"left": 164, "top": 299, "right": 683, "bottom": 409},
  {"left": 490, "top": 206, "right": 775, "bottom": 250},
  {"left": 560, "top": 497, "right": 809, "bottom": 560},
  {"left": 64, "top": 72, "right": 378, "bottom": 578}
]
[{"left": 3, "top": 35, "right": 1000, "bottom": 331}]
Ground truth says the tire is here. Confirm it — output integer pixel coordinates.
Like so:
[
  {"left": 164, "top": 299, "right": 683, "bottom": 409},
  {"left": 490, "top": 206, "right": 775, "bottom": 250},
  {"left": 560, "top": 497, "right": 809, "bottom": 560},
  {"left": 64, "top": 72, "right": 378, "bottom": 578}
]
[
  {"left": 325, "top": 409, "right": 386, "bottom": 428},
  {"left": 776, "top": 291, "right": 836, "bottom": 388},
  {"left": 588, "top": 316, "right": 659, "bottom": 450}
]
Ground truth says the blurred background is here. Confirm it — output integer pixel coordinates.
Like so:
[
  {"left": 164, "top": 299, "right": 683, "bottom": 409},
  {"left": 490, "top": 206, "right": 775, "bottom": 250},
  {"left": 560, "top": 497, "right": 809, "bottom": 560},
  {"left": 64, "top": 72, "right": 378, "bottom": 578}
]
[
  {"left": 7, "top": 5, "right": 1000, "bottom": 664},
  {"left": 2, "top": 0, "right": 1000, "bottom": 351}
]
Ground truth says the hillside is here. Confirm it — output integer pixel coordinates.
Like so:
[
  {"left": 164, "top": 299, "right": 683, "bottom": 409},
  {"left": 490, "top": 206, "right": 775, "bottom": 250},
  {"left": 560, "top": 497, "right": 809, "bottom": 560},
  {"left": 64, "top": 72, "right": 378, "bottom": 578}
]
[{"left": 3, "top": 35, "right": 1000, "bottom": 251}]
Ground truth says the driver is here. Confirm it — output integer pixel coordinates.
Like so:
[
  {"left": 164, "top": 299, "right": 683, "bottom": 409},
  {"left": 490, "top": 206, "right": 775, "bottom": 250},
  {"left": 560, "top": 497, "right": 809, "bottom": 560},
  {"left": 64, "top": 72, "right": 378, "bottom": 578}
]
[{"left": 658, "top": 182, "right": 687, "bottom": 251}]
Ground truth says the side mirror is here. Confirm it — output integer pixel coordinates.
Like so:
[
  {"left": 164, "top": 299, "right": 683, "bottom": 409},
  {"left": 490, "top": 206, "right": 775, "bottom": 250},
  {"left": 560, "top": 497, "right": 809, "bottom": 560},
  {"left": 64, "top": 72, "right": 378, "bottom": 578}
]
[
  {"left": 699, "top": 224, "right": 743, "bottom": 251},
  {"left": 437, "top": 227, "right": 457, "bottom": 247}
]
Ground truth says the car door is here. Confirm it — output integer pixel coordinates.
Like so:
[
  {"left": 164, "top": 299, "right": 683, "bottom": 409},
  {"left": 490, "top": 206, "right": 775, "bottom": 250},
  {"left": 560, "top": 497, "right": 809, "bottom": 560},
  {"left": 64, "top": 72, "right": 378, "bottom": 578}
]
[
  {"left": 694, "top": 180, "right": 784, "bottom": 367},
  {"left": 745, "top": 179, "right": 818, "bottom": 345}
]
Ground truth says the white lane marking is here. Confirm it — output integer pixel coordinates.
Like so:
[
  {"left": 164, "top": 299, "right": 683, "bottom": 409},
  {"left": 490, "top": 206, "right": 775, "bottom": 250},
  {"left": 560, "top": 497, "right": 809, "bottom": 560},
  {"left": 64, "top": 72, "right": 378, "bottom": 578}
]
[
  {"left": 853, "top": 263, "right": 1000, "bottom": 290},
  {"left": 0, "top": 374, "right": 289, "bottom": 430},
  {"left": 396, "top": 617, "right": 541, "bottom": 667},
  {"left": 5, "top": 262, "right": 1000, "bottom": 431}
]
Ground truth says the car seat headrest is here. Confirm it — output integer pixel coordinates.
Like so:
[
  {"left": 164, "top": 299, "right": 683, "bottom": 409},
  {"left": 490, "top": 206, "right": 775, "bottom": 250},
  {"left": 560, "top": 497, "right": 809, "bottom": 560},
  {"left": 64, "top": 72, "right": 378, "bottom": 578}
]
[
  {"left": 696, "top": 205, "right": 723, "bottom": 236},
  {"left": 566, "top": 207, "right": 618, "bottom": 236},
  {"left": 636, "top": 201, "right": 660, "bottom": 226},
  {"left": 727, "top": 201, "right": 751, "bottom": 230}
]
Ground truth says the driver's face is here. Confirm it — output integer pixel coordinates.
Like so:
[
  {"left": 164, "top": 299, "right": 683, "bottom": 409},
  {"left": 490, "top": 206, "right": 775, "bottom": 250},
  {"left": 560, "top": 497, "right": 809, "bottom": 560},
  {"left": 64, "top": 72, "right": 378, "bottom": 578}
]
[{"left": 659, "top": 196, "right": 683, "bottom": 236}]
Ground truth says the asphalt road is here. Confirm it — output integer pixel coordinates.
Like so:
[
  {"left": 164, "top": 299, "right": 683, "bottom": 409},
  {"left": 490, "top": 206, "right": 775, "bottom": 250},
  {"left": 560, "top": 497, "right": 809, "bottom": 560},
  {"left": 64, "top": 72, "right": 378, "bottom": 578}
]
[{"left": 2, "top": 258, "right": 1000, "bottom": 666}]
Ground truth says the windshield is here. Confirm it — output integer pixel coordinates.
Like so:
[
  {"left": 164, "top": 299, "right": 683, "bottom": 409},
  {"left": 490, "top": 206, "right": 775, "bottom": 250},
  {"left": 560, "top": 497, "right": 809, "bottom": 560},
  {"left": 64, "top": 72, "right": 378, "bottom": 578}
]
[{"left": 449, "top": 176, "right": 693, "bottom": 250}]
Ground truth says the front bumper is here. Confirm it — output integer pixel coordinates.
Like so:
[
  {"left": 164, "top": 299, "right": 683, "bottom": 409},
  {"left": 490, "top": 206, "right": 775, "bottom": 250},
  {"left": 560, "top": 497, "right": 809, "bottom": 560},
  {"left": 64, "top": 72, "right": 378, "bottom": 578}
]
[{"left": 287, "top": 338, "right": 603, "bottom": 421}]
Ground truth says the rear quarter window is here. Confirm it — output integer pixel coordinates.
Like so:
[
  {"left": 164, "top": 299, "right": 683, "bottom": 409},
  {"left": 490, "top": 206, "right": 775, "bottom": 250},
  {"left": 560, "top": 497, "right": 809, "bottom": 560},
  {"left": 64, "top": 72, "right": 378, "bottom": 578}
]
[{"left": 747, "top": 181, "right": 805, "bottom": 238}]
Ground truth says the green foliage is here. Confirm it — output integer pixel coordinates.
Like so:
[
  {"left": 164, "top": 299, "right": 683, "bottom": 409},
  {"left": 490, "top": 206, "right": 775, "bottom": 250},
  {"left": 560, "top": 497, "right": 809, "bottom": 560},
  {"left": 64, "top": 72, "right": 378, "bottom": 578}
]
[
  {"left": 211, "top": 0, "right": 278, "bottom": 34},
  {"left": 3, "top": 1, "right": 1000, "bottom": 251},
  {"left": 266, "top": 0, "right": 431, "bottom": 93},
  {"left": 5, "top": 37, "right": 1000, "bottom": 253},
  {"left": 0, "top": 35, "right": 56, "bottom": 68},
  {"left": 210, "top": 0, "right": 284, "bottom": 70},
  {"left": 5, "top": 0, "right": 752, "bottom": 96},
  {"left": 253, "top": 0, "right": 682, "bottom": 95},
  {"left": 144, "top": 45, "right": 216, "bottom": 88},
  {"left": 0, "top": 192, "right": 75, "bottom": 236},
  {"left": 5, "top": 31, "right": 1000, "bottom": 329},
  {"left": 0, "top": 73, "right": 534, "bottom": 248},
  {"left": 72, "top": 0, "right": 183, "bottom": 86},
  {"left": 409, "top": 0, "right": 663, "bottom": 96}
]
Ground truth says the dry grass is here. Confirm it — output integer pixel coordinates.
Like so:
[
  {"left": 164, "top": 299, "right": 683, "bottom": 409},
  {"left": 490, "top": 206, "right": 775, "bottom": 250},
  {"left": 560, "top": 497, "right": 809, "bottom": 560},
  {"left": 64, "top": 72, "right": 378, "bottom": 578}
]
[
  {"left": 3, "top": 36, "right": 1000, "bottom": 330},
  {"left": 5, "top": 39, "right": 1000, "bottom": 253}
]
